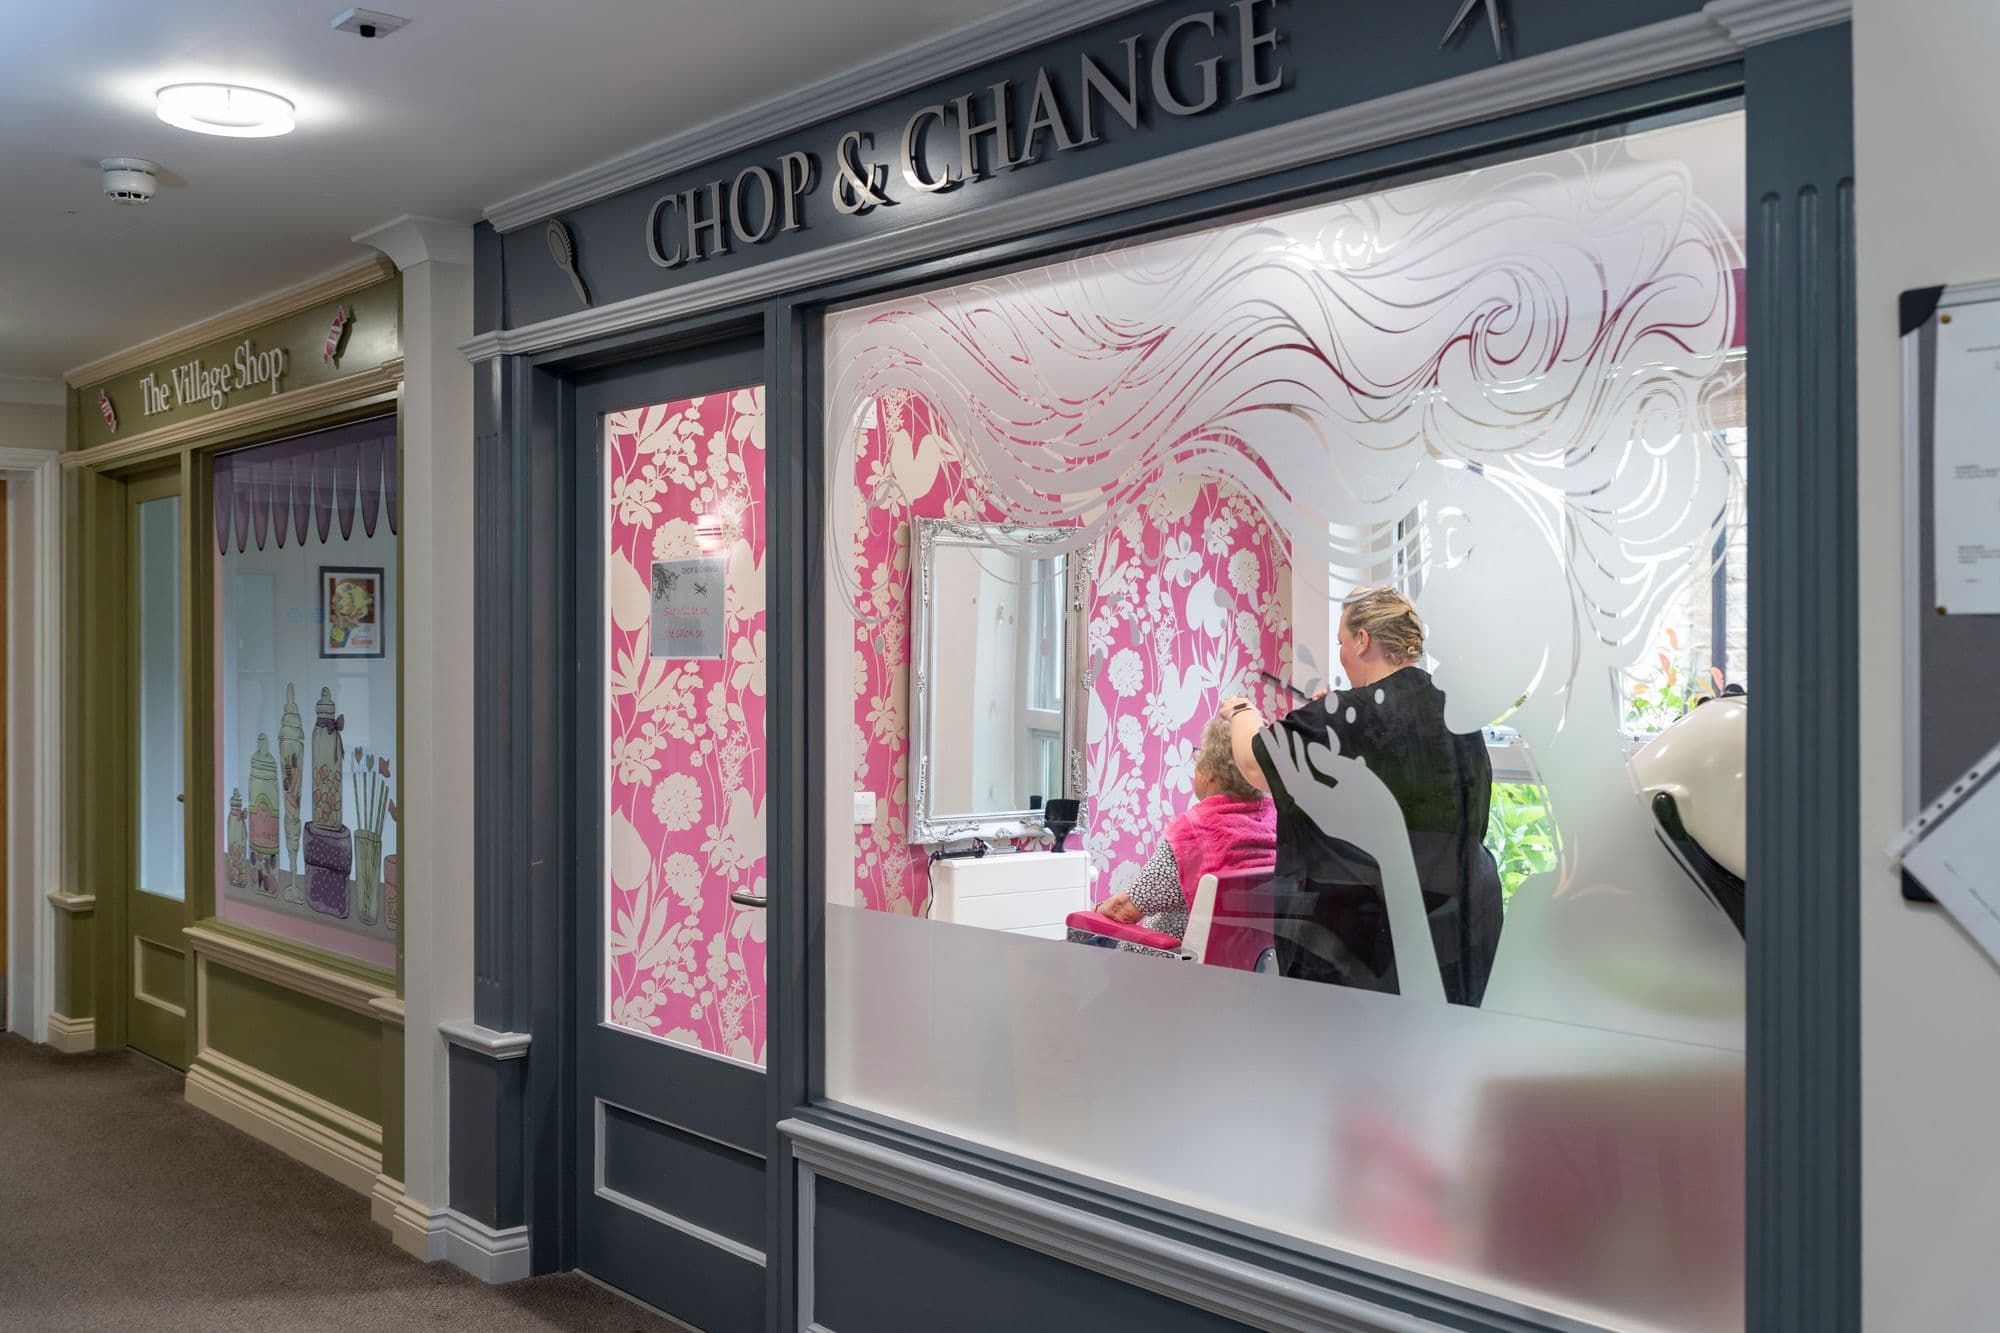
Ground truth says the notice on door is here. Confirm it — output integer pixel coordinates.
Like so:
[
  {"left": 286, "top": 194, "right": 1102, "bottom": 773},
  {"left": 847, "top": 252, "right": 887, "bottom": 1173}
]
[
  {"left": 1934, "top": 302, "right": 2000, "bottom": 614},
  {"left": 650, "top": 557, "right": 727, "bottom": 660}
]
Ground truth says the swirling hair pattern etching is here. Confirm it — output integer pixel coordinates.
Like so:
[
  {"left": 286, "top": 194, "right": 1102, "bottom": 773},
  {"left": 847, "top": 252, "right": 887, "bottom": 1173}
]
[
  {"left": 825, "top": 128, "right": 1743, "bottom": 702},
  {"left": 830, "top": 120, "right": 1752, "bottom": 1042}
]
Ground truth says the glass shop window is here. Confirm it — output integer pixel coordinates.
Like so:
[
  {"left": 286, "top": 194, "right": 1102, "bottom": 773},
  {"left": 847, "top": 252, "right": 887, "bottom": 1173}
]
[
  {"left": 821, "top": 109, "right": 1749, "bottom": 1331},
  {"left": 211, "top": 417, "right": 399, "bottom": 971}
]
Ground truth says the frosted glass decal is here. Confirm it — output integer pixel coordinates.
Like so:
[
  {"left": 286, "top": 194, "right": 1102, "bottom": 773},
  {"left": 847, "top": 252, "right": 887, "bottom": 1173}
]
[
  {"left": 827, "top": 119, "right": 1748, "bottom": 1043},
  {"left": 603, "top": 387, "right": 768, "bottom": 1065},
  {"left": 823, "top": 112, "right": 1749, "bottom": 1329},
  {"left": 829, "top": 904, "right": 1744, "bottom": 1333}
]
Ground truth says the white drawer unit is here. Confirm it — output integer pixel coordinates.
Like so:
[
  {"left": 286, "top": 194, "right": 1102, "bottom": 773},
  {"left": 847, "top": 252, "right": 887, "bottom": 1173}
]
[{"left": 927, "top": 850, "right": 1092, "bottom": 937}]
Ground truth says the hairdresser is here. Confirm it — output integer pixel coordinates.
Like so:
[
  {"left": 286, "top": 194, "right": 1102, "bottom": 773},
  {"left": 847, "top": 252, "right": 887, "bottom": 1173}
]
[{"left": 1221, "top": 584, "right": 1503, "bottom": 1006}]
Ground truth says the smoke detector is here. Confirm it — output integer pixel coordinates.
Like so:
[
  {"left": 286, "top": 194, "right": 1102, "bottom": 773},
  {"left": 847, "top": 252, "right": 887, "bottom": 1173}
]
[
  {"left": 331, "top": 8, "right": 409, "bottom": 38},
  {"left": 101, "top": 157, "right": 160, "bottom": 206}
]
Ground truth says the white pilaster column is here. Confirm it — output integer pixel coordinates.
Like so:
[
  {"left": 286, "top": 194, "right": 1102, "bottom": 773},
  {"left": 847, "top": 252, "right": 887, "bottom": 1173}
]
[{"left": 355, "top": 214, "right": 475, "bottom": 1256}]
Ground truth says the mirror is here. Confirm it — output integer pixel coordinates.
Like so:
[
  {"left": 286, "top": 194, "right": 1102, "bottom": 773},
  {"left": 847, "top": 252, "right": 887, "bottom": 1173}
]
[{"left": 909, "top": 518, "right": 1090, "bottom": 844}]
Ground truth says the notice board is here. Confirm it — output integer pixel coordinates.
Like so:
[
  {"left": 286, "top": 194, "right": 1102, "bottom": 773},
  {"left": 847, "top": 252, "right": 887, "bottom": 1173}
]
[{"left": 1900, "top": 282, "right": 2000, "bottom": 896}]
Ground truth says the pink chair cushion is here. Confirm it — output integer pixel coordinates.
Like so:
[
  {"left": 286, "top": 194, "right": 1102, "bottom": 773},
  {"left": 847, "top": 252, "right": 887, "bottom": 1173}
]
[{"left": 1064, "top": 912, "right": 1182, "bottom": 953}]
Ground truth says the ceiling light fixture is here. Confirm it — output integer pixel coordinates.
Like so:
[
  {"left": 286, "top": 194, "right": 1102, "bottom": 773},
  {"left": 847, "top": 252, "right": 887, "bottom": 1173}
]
[{"left": 155, "top": 83, "right": 295, "bottom": 138}]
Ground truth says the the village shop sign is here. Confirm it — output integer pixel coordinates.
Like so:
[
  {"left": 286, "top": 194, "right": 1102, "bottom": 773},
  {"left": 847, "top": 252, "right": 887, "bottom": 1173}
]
[
  {"left": 138, "top": 335, "right": 293, "bottom": 416},
  {"left": 70, "top": 275, "right": 402, "bottom": 452},
  {"left": 643, "top": 0, "right": 1285, "bottom": 268}
]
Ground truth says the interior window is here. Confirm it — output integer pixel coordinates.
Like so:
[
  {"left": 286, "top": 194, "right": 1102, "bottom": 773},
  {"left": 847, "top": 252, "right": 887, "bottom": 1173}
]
[{"left": 821, "top": 110, "right": 1749, "bottom": 1331}]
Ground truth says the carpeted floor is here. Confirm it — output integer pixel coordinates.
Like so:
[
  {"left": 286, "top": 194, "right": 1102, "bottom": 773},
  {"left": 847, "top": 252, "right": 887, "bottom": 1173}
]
[{"left": 0, "top": 1034, "right": 684, "bottom": 1331}]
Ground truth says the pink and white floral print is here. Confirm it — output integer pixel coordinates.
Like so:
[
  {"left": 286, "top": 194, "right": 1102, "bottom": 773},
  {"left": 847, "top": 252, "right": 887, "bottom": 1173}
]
[
  {"left": 604, "top": 386, "right": 767, "bottom": 1065},
  {"left": 848, "top": 390, "right": 1290, "bottom": 915},
  {"left": 849, "top": 390, "right": 993, "bottom": 914},
  {"left": 1085, "top": 481, "right": 1291, "bottom": 902}
]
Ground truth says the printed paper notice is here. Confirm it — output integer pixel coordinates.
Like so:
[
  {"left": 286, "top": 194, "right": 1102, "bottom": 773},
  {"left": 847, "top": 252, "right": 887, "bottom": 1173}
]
[
  {"left": 1900, "top": 765, "right": 2000, "bottom": 973},
  {"left": 1934, "top": 301, "right": 2000, "bottom": 614},
  {"left": 650, "top": 557, "right": 726, "bottom": 660}
]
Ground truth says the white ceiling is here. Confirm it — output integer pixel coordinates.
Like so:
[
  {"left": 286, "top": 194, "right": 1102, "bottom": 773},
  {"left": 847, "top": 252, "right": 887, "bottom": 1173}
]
[{"left": 0, "top": 0, "right": 1023, "bottom": 381}]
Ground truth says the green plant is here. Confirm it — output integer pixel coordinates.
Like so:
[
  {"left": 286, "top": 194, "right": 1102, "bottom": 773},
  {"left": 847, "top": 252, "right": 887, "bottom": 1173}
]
[
  {"left": 1485, "top": 782, "right": 1559, "bottom": 908},
  {"left": 1624, "top": 624, "right": 1726, "bottom": 735}
]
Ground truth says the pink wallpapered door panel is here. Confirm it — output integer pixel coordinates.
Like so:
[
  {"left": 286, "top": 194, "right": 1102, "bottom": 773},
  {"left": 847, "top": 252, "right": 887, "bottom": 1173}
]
[
  {"left": 848, "top": 389, "right": 1292, "bottom": 914},
  {"left": 603, "top": 387, "right": 767, "bottom": 1066}
]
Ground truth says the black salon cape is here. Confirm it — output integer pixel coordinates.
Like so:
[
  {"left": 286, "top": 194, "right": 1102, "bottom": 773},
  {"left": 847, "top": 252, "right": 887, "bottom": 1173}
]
[{"left": 1250, "top": 666, "right": 1504, "bottom": 1006}]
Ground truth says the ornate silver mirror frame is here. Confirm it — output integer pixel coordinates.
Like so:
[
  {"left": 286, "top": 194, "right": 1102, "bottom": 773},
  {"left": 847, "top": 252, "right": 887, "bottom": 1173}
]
[{"left": 907, "top": 517, "right": 1092, "bottom": 845}]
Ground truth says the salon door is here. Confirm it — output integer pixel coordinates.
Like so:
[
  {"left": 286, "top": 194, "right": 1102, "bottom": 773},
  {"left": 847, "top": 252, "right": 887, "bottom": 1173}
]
[
  {"left": 575, "top": 337, "right": 772, "bottom": 1331},
  {"left": 124, "top": 472, "right": 191, "bottom": 1067}
]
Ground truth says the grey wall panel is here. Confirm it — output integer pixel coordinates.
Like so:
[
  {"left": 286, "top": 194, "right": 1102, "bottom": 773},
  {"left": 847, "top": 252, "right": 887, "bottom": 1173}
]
[
  {"left": 448, "top": 1042, "right": 526, "bottom": 1230},
  {"left": 599, "top": 1100, "right": 768, "bottom": 1252},
  {"left": 588, "top": 1197, "right": 764, "bottom": 1333},
  {"left": 812, "top": 1179, "right": 1258, "bottom": 1333}
]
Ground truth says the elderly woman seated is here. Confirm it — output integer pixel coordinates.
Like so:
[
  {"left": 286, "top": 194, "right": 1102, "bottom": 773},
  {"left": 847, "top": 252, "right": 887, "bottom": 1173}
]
[{"left": 1074, "top": 713, "right": 1276, "bottom": 953}]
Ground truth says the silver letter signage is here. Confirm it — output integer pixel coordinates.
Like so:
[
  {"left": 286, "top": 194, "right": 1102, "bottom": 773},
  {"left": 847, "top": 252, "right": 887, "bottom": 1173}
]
[{"left": 625, "top": 4, "right": 1288, "bottom": 270}]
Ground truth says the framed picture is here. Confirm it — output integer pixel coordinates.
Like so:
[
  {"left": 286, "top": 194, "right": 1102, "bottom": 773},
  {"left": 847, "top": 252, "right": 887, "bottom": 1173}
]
[{"left": 319, "top": 566, "right": 385, "bottom": 658}]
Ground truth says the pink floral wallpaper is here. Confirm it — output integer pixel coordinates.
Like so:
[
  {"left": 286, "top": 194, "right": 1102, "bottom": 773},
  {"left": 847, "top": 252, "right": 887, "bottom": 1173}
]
[
  {"left": 849, "top": 390, "right": 1291, "bottom": 915},
  {"left": 603, "top": 387, "right": 767, "bottom": 1065},
  {"left": 1084, "top": 483, "right": 1291, "bottom": 902}
]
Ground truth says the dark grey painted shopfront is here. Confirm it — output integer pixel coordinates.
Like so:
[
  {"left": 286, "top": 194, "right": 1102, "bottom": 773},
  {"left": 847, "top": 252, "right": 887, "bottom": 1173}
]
[{"left": 456, "top": 1, "right": 1859, "bottom": 1328}]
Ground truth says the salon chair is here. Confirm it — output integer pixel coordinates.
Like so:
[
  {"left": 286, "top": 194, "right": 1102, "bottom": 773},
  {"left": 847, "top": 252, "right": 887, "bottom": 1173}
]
[{"left": 1064, "top": 865, "right": 1279, "bottom": 971}]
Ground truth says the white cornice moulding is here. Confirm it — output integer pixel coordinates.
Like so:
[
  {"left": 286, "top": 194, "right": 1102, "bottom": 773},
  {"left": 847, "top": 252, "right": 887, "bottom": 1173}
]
[
  {"left": 1704, "top": 0, "right": 1850, "bottom": 46},
  {"left": 481, "top": 0, "right": 1157, "bottom": 232},
  {"left": 66, "top": 256, "right": 396, "bottom": 387},
  {"left": 783, "top": 1119, "right": 1449, "bottom": 1332},
  {"left": 0, "top": 375, "right": 64, "bottom": 407},
  {"left": 353, "top": 214, "right": 476, "bottom": 270},
  {"left": 439, "top": 1018, "right": 531, "bottom": 1059}
]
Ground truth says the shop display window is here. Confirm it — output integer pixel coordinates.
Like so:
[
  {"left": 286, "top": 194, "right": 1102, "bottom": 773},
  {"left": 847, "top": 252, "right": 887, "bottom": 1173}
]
[
  {"left": 821, "top": 111, "right": 1749, "bottom": 1329},
  {"left": 212, "top": 416, "right": 399, "bottom": 970}
]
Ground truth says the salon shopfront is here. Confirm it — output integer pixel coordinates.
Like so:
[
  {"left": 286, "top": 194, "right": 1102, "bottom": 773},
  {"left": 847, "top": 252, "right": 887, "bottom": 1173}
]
[
  {"left": 57, "top": 260, "right": 416, "bottom": 1199},
  {"left": 461, "top": 2, "right": 1856, "bottom": 1328}
]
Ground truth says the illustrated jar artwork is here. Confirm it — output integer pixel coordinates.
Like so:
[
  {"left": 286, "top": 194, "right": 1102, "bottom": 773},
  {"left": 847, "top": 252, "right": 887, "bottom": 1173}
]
[
  {"left": 225, "top": 789, "right": 248, "bottom": 891},
  {"left": 278, "top": 683, "right": 306, "bottom": 904},
  {"left": 383, "top": 854, "right": 400, "bottom": 931},
  {"left": 355, "top": 830, "right": 381, "bottom": 926},
  {"left": 303, "top": 687, "right": 351, "bottom": 919},
  {"left": 246, "top": 734, "right": 282, "bottom": 897}
]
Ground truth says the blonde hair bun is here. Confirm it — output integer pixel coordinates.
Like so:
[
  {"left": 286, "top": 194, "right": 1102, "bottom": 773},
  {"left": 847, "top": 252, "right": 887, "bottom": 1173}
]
[{"left": 1341, "top": 583, "right": 1425, "bottom": 663}]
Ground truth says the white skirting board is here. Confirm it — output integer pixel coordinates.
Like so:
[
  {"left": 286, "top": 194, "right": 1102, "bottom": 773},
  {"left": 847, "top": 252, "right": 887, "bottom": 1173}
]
[
  {"left": 436, "top": 1210, "right": 533, "bottom": 1284},
  {"left": 44, "top": 1011, "right": 94, "bottom": 1054},
  {"left": 371, "top": 1173, "right": 447, "bottom": 1262},
  {"left": 183, "top": 1052, "right": 382, "bottom": 1197},
  {"left": 369, "top": 1174, "right": 531, "bottom": 1281}
]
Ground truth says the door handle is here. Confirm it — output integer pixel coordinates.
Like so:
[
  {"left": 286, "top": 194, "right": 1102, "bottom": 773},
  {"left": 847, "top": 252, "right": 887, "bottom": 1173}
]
[
  {"left": 176, "top": 793, "right": 185, "bottom": 804},
  {"left": 729, "top": 890, "right": 768, "bottom": 909}
]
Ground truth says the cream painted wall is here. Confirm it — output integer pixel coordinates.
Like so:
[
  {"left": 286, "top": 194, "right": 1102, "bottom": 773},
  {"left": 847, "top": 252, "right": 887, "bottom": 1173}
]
[
  {"left": 0, "top": 402, "right": 63, "bottom": 451},
  {"left": 1854, "top": 3, "right": 2000, "bottom": 1327},
  {"left": 0, "top": 397, "right": 60, "bottom": 1038}
]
